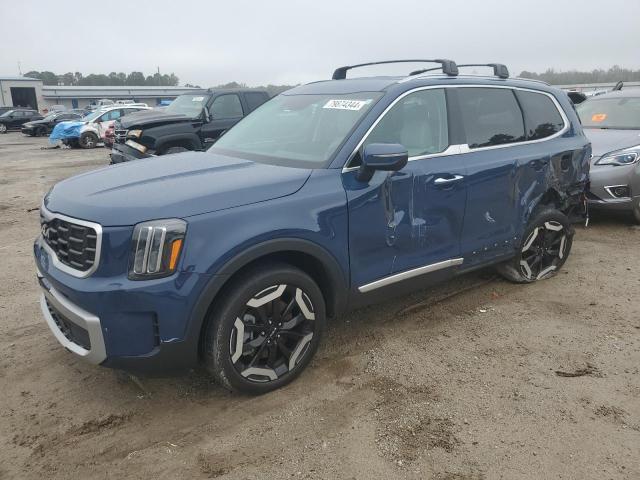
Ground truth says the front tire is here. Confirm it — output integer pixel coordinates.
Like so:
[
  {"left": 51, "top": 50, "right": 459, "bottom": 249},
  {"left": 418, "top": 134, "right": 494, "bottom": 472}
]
[
  {"left": 79, "top": 132, "right": 98, "bottom": 149},
  {"left": 497, "top": 208, "right": 573, "bottom": 283},
  {"left": 204, "top": 263, "right": 326, "bottom": 395}
]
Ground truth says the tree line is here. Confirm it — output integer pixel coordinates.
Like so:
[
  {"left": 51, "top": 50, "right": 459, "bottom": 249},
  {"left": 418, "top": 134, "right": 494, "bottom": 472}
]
[
  {"left": 519, "top": 65, "right": 640, "bottom": 85},
  {"left": 24, "top": 71, "right": 179, "bottom": 87}
]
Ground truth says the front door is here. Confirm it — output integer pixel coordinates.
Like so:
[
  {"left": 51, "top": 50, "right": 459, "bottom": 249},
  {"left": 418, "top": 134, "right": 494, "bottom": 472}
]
[
  {"left": 201, "top": 94, "right": 245, "bottom": 146},
  {"left": 344, "top": 88, "right": 467, "bottom": 292}
]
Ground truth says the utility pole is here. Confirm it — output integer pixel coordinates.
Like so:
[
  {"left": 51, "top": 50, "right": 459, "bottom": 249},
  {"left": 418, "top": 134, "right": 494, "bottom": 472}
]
[{"left": 17, "top": 61, "right": 22, "bottom": 76}]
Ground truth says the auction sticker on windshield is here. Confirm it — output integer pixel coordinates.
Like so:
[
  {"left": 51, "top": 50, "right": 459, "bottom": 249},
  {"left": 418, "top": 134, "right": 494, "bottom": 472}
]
[
  {"left": 192, "top": 96, "right": 205, "bottom": 102},
  {"left": 323, "top": 99, "right": 371, "bottom": 111}
]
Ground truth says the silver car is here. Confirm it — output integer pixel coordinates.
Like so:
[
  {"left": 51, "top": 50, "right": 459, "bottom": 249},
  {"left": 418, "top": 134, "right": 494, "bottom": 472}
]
[{"left": 576, "top": 90, "right": 640, "bottom": 223}]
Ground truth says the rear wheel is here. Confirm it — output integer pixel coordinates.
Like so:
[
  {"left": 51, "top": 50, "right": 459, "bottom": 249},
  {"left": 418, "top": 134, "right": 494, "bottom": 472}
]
[
  {"left": 204, "top": 263, "right": 325, "bottom": 394},
  {"left": 0, "top": 124, "right": 6, "bottom": 134},
  {"left": 79, "top": 132, "right": 98, "bottom": 149},
  {"left": 497, "top": 208, "right": 573, "bottom": 283}
]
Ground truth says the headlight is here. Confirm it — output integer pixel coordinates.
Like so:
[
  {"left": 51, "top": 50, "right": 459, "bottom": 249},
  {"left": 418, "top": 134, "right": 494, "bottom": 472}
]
[
  {"left": 596, "top": 146, "right": 640, "bottom": 166},
  {"left": 125, "top": 139, "right": 147, "bottom": 153},
  {"left": 127, "top": 129, "right": 143, "bottom": 139},
  {"left": 129, "top": 219, "right": 186, "bottom": 280}
]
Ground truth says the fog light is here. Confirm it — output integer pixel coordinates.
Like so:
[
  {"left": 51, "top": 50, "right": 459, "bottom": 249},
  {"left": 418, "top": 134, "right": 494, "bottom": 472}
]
[{"left": 605, "top": 185, "right": 630, "bottom": 198}]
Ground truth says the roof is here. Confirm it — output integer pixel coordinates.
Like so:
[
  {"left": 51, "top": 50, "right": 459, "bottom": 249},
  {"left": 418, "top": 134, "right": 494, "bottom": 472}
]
[
  {"left": 42, "top": 85, "right": 202, "bottom": 99},
  {"left": 286, "top": 74, "right": 558, "bottom": 95},
  {"left": 0, "top": 76, "right": 40, "bottom": 82}
]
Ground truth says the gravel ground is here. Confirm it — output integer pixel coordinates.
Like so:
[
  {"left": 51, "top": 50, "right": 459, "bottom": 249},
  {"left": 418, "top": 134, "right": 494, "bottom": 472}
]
[{"left": 0, "top": 133, "right": 638, "bottom": 479}]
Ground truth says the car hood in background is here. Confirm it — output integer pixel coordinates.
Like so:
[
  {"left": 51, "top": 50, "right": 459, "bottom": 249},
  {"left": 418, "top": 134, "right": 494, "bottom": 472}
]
[
  {"left": 584, "top": 127, "right": 640, "bottom": 161},
  {"left": 44, "top": 151, "right": 312, "bottom": 226},
  {"left": 118, "top": 109, "right": 195, "bottom": 129}
]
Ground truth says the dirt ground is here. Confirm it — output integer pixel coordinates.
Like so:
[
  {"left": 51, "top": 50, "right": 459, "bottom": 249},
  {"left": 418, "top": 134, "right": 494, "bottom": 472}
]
[{"left": 0, "top": 133, "right": 638, "bottom": 480}]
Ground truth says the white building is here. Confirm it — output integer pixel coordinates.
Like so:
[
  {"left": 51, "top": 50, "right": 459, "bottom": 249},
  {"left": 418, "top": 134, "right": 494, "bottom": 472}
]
[
  {"left": 0, "top": 76, "right": 45, "bottom": 110},
  {"left": 0, "top": 76, "right": 200, "bottom": 112}
]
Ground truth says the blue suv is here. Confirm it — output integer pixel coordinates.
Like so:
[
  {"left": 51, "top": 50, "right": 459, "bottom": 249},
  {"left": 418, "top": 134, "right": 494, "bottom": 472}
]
[{"left": 34, "top": 60, "right": 590, "bottom": 394}]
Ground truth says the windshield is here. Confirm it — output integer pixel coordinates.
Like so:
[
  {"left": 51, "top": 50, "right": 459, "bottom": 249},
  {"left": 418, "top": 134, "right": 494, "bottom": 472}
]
[
  {"left": 165, "top": 94, "right": 209, "bottom": 118},
  {"left": 577, "top": 97, "right": 640, "bottom": 129},
  {"left": 0, "top": 110, "right": 15, "bottom": 118},
  {"left": 42, "top": 113, "right": 59, "bottom": 121},
  {"left": 210, "top": 93, "right": 383, "bottom": 168}
]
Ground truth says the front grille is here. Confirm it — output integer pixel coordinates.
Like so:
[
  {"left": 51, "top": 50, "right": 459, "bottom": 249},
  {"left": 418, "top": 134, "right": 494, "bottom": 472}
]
[
  {"left": 41, "top": 214, "right": 97, "bottom": 272},
  {"left": 45, "top": 297, "right": 91, "bottom": 350},
  {"left": 114, "top": 128, "right": 128, "bottom": 143}
]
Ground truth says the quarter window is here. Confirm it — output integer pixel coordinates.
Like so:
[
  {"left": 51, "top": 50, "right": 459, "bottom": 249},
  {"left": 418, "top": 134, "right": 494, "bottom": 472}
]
[
  {"left": 516, "top": 90, "right": 565, "bottom": 140},
  {"left": 457, "top": 88, "right": 525, "bottom": 148},
  {"left": 245, "top": 92, "right": 269, "bottom": 112},
  {"left": 210, "top": 94, "right": 244, "bottom": 119},
  {"left": 364, "top": 89, "right": 449, "bottom": 158}
]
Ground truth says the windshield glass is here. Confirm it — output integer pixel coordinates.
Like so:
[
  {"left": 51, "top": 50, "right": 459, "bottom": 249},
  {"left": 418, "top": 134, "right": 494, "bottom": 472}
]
[
  {"left": 0, "top": 110, "right": 15, "bottom": 118},
  {"left": 165, "top": 94, "right": 209, "bottom": 118},
  {"left": 577, "top": 97, "right": 640, "bottom": 129},
  {"left": 210, "top": 93, "right": 382, "bottom": 168},
  {"left": 42, "top": 113, "right": 59, "bottom": 121}
]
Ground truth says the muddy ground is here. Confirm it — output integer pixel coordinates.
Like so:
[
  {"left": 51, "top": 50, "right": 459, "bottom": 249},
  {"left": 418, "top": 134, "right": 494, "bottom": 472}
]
[{"left": 0, "top": 133, "right": 638, "bottom": 480}]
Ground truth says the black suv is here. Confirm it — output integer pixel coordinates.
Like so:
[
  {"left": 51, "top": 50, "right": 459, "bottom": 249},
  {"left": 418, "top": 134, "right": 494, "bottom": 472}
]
[
  {"left": 109, "top": 89, "right": 270, "bottom": 163},
  {"left": 0, "top": 108, "right": 43, "bottom": 133}
]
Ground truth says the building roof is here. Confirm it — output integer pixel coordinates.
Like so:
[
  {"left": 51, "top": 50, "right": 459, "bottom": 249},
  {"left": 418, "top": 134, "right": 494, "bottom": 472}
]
[
  {"left": 0, "top": 76, "right": 40, "bottom": 81},
  {"left": 42, "top": 85, "right": 202, "bottom": 99}
]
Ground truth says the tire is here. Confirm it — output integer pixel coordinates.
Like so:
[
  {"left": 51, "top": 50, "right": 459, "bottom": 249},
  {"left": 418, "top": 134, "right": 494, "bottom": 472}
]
[
  {"left": 162, "top": 146, "right": 189, "bottom": 155},
  {"left": 632, "top": 200, "right": 640, "bottom": 225},
  {"left": 497, "top": 208, "right": 573, "bottom": 283},
  {"left": 79, "top": 132, "right": 98, "bottom": 149},
  {"left": 0, "top": 124, "right": 6, "bottom": 134},
  {"left": 204, "top": 263, "right": 326, "bottom": 395},
  {"left": 36, "top": 126, "right": 47, "bottom": 137}
]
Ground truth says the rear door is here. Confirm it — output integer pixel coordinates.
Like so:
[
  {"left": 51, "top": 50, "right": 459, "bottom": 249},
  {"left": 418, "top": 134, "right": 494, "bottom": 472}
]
[
  {"left": 452, "top": 87, "right": 526, "bottom": 266},
  {"left": 202, "top": 93, "right": 245, "bottom": 146},
  {"left": 244, "top": 91, "right": 269, "bottom": 113}
]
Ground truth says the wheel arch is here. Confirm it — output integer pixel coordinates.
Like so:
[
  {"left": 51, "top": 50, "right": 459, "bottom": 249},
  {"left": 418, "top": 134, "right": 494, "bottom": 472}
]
[
  {"left": 189, "top": 238, "right": 349, "bottom": 359},
  {"left": 156, "top": 133, "right": 201, "bottom": 153}
]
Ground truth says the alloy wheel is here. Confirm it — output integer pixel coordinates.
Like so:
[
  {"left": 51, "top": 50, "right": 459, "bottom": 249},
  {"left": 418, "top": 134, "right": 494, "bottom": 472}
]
[
  {"left": 230, "top": 284, "right": 316, "bottom": 383},
  {"left": 519, "top": 221, "right": 567, "bottom": 280},
  {"left": 0, "top": 124, "right": 6, "bottom": 133}
]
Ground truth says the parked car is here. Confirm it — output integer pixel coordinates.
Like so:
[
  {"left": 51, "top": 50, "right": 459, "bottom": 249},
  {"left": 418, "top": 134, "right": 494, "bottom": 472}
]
[
  {"left": 0, "top": 108, "right": 42, "bottom": 133},
  {"left": 576, "top": 88, "right": 640, "bottom": 223},
  {"left": 109, "top": 88, "right": 270, "bottom": 163},
  {"left": 21, "top": 111, "right": 83, "bottom": 136},
  {"left": 0, "top": 106, "right": 15, "bottom": 116},
  {"left": 34, "top": 60, "right": 590, "bottom": 394},
  {"left": 51, "top": 104, "right": 152, "bottom": 148}
]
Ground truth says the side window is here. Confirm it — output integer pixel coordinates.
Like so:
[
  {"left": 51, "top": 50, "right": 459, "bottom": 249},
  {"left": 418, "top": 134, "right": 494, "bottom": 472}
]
[
  {"left": 244, "top": 92, "right": 268, "bottom": 112},
  {"left": 457, "top": 88, "right": 525, "bottom": 148},
  {"left": 516, "top": 90, "right": 565, "bottom": 140},
  {"left": 363, "top": 89, "right": 449, "bottom": 158},
  {"left": 209, "top": 94, "right": 244, "bottom": 119},
  {"left": 101, "top": 110, "right": 122, "bottom": 122}
]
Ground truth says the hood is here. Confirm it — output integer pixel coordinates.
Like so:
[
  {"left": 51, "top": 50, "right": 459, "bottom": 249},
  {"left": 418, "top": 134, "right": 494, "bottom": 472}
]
[
  {"left": 44, "top": 151, "right": 312, "bottom": 226},
  {"left": 25, "top": 118, "right": 48, "bottom": 126},
  {"left": 584, "top": 127, "right": 640, "bottom": 161},
  {"left": 118, "top": 109, "right": 194, "bottom": 129}
]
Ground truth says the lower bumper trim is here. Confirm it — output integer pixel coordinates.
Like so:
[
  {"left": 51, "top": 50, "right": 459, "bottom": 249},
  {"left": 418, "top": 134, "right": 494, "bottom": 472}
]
[{"left": 38, "top": 272, "right": 107, "bottom": 365}]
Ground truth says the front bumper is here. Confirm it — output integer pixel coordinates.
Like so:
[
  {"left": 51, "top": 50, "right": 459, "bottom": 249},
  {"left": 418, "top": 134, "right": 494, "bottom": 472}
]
[
  {"left": 34, "top": 234, "right": 214, "bottom": 374},
  {"left": 588, "top": 163, "right": 640, "bottom": 212},
  {"left": 110, "top": 143, "right": 152, "bottom": 164},
  {"left": 21, "top": 126, "right": 36, "bottom": 135},
  {"left": 38, "top": 268, "right": 107, "bottom": 364}
]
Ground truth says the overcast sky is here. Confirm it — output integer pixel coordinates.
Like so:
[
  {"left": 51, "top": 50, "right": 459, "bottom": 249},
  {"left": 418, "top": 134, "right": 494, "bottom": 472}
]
[{"left": 1, "top": 0, "right": 639, "bottom": 86}]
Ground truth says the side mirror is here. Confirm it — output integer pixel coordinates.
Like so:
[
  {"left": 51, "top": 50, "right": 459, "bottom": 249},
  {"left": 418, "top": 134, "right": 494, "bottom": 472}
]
[{"left": 357, "top": 143, "right": 408, "bottom": 182}]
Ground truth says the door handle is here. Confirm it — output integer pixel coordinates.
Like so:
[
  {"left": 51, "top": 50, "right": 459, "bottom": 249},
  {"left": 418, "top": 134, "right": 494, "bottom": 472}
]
[{"left": 434, "top": 174, "right": 464, "bottom": 185}]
